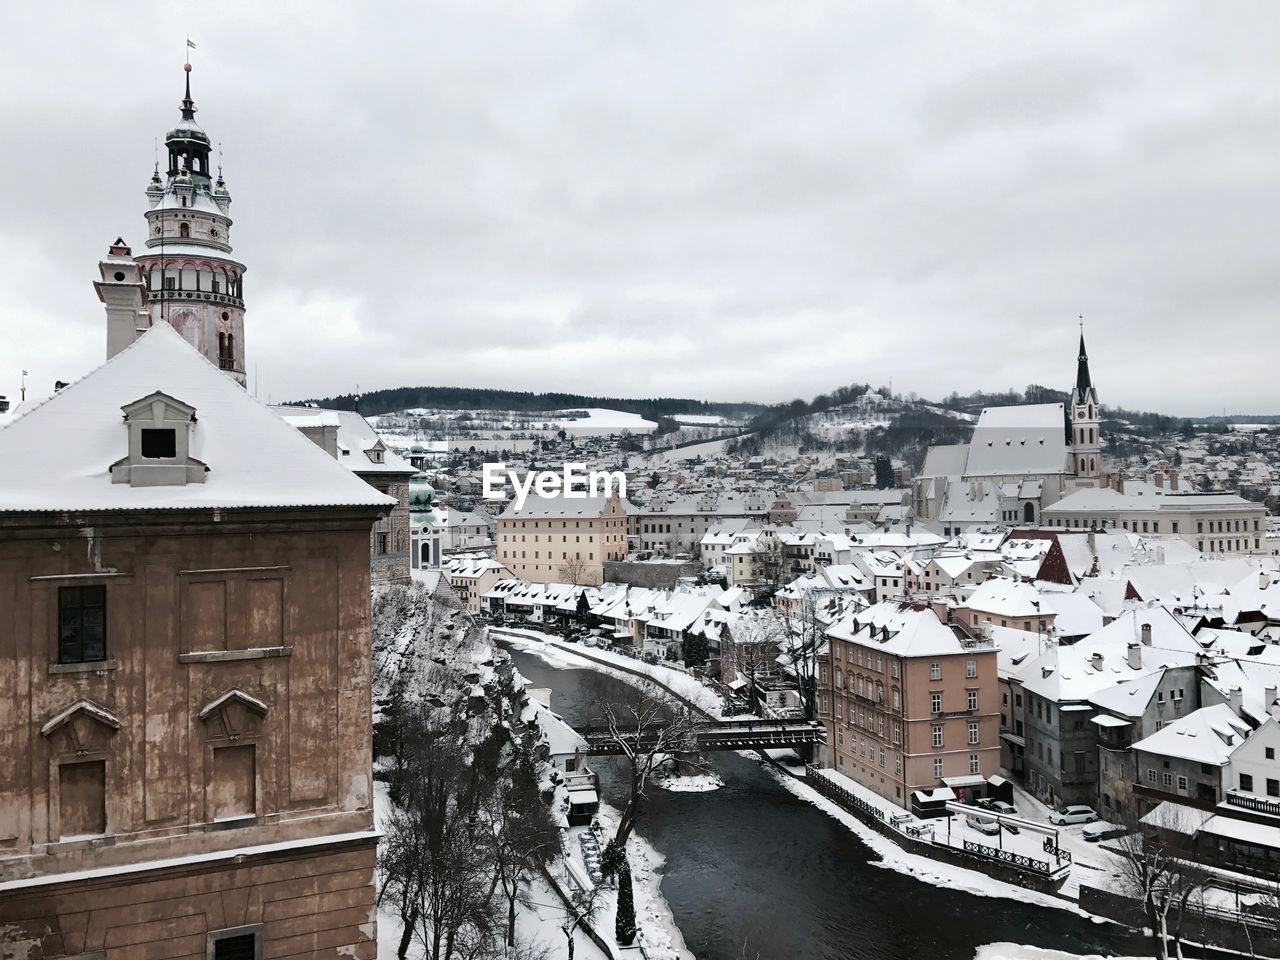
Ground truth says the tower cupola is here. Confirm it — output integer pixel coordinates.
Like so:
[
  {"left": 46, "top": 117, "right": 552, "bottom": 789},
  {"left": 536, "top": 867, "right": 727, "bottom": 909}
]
[{"left": 1069, "top": 323, "right": 1101, "bottom": 482}]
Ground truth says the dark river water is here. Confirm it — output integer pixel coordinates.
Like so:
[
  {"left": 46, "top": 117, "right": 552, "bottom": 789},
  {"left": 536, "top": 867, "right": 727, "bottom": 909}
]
[{"left": 508, "top": 646, "right": 1147, "bottom": 960}]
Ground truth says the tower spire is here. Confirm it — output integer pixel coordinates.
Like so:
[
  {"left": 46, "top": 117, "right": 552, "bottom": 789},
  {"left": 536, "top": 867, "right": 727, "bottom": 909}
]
[{"left": 1075, "top": 315, "right": 1093, "bottom": 401}]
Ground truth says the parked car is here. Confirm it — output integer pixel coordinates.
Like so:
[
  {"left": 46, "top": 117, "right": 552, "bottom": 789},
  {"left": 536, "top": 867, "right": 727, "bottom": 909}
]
[
  {"left": 1082, "top": 821, "right": 1126, "bottom": 842},
  {"left": 988, "top": 800, "right": 1017, "bottom": 817},
  {"left": 965, "top": 813, "right": 1001, "bottom": 835},
  {"left": 1051, "top": 804, "right": 1098, "bottom": 825}
]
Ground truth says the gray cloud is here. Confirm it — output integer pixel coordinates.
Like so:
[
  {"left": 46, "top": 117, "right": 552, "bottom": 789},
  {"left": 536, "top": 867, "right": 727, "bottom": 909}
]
[{"left": 1, "top": 1, "right": 1278, "bottom": 415}]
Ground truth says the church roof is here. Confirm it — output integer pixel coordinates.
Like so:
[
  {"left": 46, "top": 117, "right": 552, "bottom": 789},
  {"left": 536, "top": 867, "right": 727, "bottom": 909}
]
[
  {"left": 963, "top": 403, "right": 1070, "bottom": 477},
  {"left": 0, "top": 324, "right": 393, "bottom": 514}
]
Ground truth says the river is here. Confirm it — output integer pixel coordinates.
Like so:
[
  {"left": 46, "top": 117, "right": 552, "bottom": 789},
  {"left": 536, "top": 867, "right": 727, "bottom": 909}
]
[{"left": 508, "top": 646, "right": 1148, "bottom": 960}]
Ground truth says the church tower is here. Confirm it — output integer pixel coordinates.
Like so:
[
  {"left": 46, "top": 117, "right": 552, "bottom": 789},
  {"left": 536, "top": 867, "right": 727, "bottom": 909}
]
[
  {"left": 1069, "top": 328, "right": 1100, "bottom": 482},
  {"left": 127, "top": 63, "right": 247, "bottom": 385}
]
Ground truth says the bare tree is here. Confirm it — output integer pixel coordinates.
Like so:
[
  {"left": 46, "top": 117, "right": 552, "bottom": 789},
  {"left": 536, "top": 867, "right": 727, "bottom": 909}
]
[
  {"left": 756, "top": 536, "right": 787, "bottom": 595},
  {"left": 780, "top": 593, "right": 823, "bottom": 722},
  {"left": 486, "top": 760, "right": 560, "bottom": 948},
  {"left": 1113, "top": 810, "right": 1212, "bottom": 960},
  {"left": 723, "top": 613, "right": 784, "bottom": 716},
  {"left": 592, "top": 678, "right": 704, "bottom": 845},
  {"left": 558, "top": 555, "right": 588, "bottom": 586},
  {"left": 558, "top": 882, "right": 607, "bottom": 960}
]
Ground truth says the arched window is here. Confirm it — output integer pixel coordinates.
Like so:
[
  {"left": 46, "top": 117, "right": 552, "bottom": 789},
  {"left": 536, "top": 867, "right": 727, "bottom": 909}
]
[
  {"left": 214, "top": 269, "right": 226, "bottom": 294},
  {"left": 1089, "top": 428, "right": 1094, "bottom": 444},
  {"left": 1024, "top": 502, "right": 1035, "bottom": 523},
  {"left": 1090, "top": 458, "right": 1096, "bottom": 472},
  {"left": 179, "top": 222, "right": 190, "bottom": 239},
  {"left": 198, "top": 267, "right": 212, "bottom": 292}
]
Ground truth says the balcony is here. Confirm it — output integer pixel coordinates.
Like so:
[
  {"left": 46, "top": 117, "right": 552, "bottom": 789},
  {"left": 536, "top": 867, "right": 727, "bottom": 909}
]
[
  {"left": 1225, "top": 792, "right": 1280, "bottom": 816},
  {"left": 147, "top": 287, "right": 244, "bottom": 309}
]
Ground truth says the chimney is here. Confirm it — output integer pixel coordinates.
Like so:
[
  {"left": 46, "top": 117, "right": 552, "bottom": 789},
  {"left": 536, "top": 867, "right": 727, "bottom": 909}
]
[
  {"left": 96, "top": 238, "right": 150, "bottom": 360},
  {"left": 1090, "top": 651, "right": 1104, "bottom": 670},
  {"left": 1266, "top": 686, "right": 1278, "bottom": 720},
  {"left": 1141, "top": 623, "right": 1152, "bottom": 646},
  {"left": 1127, "top": 642, "right": 1142, "bottom": 670},
  {"left": 1229, "top": 686, "right": 1243, "bottom": 715},
  {"left": 1115, "top": 475, "right": 1125, "bottom": 495},
  {"left": 1154, "top": 471, "right": 1164, "bottom": 489}
]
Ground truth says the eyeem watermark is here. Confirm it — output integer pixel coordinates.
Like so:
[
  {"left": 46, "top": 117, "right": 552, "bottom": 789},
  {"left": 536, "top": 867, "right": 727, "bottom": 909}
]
[{"left": 483, "top": 462, "right": 627, "bottom": 511}]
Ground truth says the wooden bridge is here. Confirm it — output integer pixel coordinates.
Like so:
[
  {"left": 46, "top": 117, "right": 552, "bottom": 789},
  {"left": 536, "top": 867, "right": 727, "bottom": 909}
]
[{"left": 578, "top": 718, "right": 826, "bottom": 756}]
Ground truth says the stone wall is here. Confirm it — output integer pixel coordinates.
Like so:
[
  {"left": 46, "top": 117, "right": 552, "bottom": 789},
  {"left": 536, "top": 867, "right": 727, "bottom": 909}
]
[
  {"left": 603, "top": 560, "right": 702, "bottom": 589},
  {"left": 0, "top": 835, "right": 377, "bottom": 958}
]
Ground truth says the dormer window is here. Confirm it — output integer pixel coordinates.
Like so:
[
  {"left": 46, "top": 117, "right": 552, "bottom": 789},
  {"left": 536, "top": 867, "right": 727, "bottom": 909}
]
[
  {"left": 141, "top": 428, "right": 177, "bottom": 458},
  {"left": 111, "top": 391, "right": 207, "bottom": 487}
]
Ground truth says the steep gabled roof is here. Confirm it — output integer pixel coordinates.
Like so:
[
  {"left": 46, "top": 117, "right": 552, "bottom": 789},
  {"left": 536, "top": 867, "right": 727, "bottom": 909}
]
[{"left": 0, "top": 324, "right": 393, "bottom": 513}]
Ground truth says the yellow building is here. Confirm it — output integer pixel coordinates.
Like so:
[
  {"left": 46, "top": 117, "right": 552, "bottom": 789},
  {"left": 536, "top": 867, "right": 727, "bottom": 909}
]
[{"left": 497, "top": 493, "right": 630, "bottom": 585}]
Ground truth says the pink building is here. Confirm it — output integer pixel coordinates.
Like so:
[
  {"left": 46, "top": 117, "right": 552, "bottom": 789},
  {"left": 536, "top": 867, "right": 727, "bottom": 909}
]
[{"left": 818, "top": 601, "right": 1001, "bottom": 809}]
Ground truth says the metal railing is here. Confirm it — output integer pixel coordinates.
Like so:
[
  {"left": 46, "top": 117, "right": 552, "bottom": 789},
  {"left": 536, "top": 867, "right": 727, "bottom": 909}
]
[{"left": 963, "top": 839, "right": 1052, "bottom": 874}]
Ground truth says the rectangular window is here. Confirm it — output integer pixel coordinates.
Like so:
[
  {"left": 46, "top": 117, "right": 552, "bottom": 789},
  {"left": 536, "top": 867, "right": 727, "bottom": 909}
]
[
  {"left": 1147, "top": 769, "right": 1156, "bottom": 783},
  {"left": 931, "top": 692, "right": 942, "bottom": 714},
  {"left": 58, "top": 585, "right": 106, "bottom": 664},
  {"left": 968, "top": 721, "right": 979, "bottom": 744},
  {"left": 209, "top": 928, "right": 262, "bottom": 960},
  {"left": 1177, "top": 775, "right": 1187, "bottom": 791},
  {"left": 933, "top": 758, "right": 943, "bottom": 779},
  {"left": 1240, "top": 773, "right": 1254, "bottom": 792},
  {"left": 1267, "top": 747, "right": 1275, "bottom": 760},
  {"left": 969, "top": 753, "right": 979, "bottom": 775},
  {"left": 1268, "top": 779, "right": 1279, "bottom": 798},
  {"left": 140, "top": 427, "right": 177, "bottom": 458},
  {"left": 930, "top": 662, "right": 941, "bottom": 681},
  {"left": 932, "top": 725, "right": 943, "bottom": 748},
  {"left": 1162, "top": 771, "right": 1172, "bottom": 788},
  {"left": 967, "top": 690, "right": 978, "bottom": 711},
  {"left": 59, "top": 759, "right": 106, "bottom": 839},
  {"left": 965, "top": 659, "right": 977, "bottom": 678}
]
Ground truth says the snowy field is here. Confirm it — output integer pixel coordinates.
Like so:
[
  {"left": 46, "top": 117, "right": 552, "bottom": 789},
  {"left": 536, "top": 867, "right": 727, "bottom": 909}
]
[{"left": 550, "top": 408, "right": 657, "bottom": 433}]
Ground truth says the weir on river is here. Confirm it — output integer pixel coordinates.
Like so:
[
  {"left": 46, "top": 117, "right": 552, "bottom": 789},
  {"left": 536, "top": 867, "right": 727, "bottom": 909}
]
[{"left": 507, "top": 645, "right": 1147, "bottom": 960}]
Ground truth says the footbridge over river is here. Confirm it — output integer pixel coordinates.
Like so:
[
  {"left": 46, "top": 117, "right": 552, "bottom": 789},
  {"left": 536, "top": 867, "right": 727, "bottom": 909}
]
[{"left": 577, "top": 717, "right": 826, "bottom": 755}]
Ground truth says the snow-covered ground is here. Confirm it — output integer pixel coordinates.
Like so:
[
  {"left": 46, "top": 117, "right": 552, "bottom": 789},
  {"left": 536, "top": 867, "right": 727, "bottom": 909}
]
[
  {"left": 495, "top": 628, "right": 724, "bottom": 716},
  {"left": 975, "top": 945, "right": 1144, "bottom": 960},
  {"left": 760, "top": 763, "right": 1093, "bottom": 916},
  {"left": 551, "top": 408, "right": 657, "bottom": 433}
]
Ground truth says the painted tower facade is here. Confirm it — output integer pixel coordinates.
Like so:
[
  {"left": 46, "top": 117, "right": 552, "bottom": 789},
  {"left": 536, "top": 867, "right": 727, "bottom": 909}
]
[
  {"left": 1069, "top": 331, "right": 1101, "bottom": 482},
  {"left": 133, "top": 64, "right": 247, "bottom": 386}
]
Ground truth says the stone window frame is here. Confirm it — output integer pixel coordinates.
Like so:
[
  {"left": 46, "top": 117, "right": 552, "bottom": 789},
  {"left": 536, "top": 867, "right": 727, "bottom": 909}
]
[
  {"left": 198, "top": 689, "right": 269, "bottom": 829},
  {"left": 40, "top": 700, "right": 121, "bottom": 844},
  {"left": 206, "top": 923, "right": 264, "bottom": 960}
]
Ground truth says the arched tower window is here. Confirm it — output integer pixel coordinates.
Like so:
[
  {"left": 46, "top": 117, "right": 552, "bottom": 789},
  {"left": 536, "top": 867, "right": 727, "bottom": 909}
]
[
  {"left": 179, "top": 222, "right": 190, "bottom": 239},
  {"left": 1088, "top": 404, "right": 1094, "bottom": 419},
  {"left": 1023, "top": 502, "right": 1035, "bottom": 523},
  {"left": 1089, "top": 428, "right": 1094, "bottom": 444}
]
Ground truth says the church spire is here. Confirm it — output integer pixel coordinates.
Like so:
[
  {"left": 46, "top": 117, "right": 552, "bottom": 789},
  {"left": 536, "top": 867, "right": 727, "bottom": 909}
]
[{"left": 1074, "top": 317, "right": 1095, "bottom": 404}]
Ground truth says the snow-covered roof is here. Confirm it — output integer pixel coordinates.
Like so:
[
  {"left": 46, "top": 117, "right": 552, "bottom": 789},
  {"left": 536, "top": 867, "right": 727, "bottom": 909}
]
[
  {"left": 0, "top": 324, "right": 393, "bottom": 513},
  {"left": 1131, "top": 703, "right": 1251, "bottom": 766},
  {"left": 827, "top": 601, "right": 982, "bottom": 658},
  {"left": 963, "top": 403, "right": 1069, "bottom": 477}
]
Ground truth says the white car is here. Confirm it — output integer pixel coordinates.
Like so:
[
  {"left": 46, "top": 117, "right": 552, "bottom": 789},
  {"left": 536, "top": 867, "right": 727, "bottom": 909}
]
[
  {"left": 965, "top": 812, "right": 1001, "bottom": 835},
  {"left": 1051, "top": 804, "right": 1098, "bottom": 825}
]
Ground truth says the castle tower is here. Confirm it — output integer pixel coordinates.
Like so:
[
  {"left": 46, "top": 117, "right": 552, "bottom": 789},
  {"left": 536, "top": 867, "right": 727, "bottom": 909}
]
[
  {"left": 1069, "top": 329, "right": 1100, "bottom": 481},
  {"left": 123, "top": 63, "right": 248, "bottom": 385}
]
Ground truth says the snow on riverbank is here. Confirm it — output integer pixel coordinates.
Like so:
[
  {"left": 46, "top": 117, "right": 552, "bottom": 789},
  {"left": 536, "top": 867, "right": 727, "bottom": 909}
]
[
  {"left": 759, "top": 761, "right": 1095, "bottom": 918},
  {"left": 975, "top": 945, "right": 1144, "bottom": 960},
  {"left": 594, "top": 803, "right": 695, "bottom": 960},
  {"left": 650, "top": 766, "right": 723, "bottom": 793},
  {"left": 496, "top": 628, "right": 724, "bottom": 716}
]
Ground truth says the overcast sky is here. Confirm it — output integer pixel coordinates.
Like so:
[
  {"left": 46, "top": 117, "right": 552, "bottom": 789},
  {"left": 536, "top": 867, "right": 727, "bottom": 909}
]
[{"left": 2, "top": 2, "right": 1278, "bottom": 416}]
